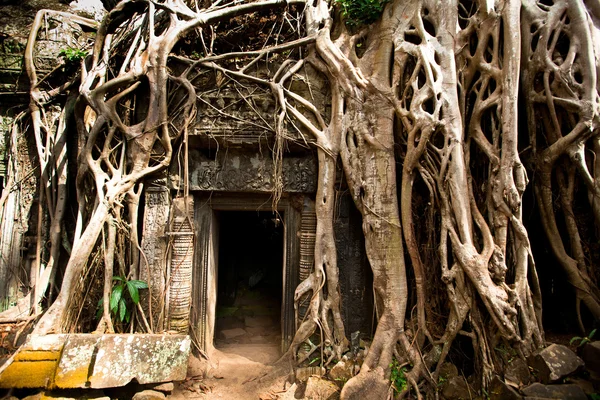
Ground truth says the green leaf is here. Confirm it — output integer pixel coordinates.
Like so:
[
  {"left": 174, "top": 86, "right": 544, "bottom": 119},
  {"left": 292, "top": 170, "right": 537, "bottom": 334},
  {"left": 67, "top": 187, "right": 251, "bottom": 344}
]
[
  {"left": 127, "top": 281, "right": 140, "bottom": 304},
  {"left": 590, "top": 329, "right": 597, "bottom": 339},
  {"left": 96, "top": 298, "right": 104, "bottom": 320},
  {"left": 129, "top": 280, "right": 148, "bottom": 290},
  {"left": 570, "top": 336, "right": 582, "bottom": 345},
  {"left": 112, "top": 276, "right": 125, "bottom": 282},
  {"left": 125, "top": 309, "right": 131, "bottom": 323},
  {"left": 119, "top": 299, "right": 127, "bottom": 322},
  {"left": 110, "top": 285, "right": 124, "bottom": 313}
]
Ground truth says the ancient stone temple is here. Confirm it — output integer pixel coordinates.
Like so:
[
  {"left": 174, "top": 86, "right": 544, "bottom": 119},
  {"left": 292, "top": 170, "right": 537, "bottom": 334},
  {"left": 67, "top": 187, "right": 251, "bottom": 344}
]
[
  {"left": 0, "top": 2, "right": 375, "bottom": 360},
  {"left": 139, "top": 82, "right": 375, "bottom": 354}
]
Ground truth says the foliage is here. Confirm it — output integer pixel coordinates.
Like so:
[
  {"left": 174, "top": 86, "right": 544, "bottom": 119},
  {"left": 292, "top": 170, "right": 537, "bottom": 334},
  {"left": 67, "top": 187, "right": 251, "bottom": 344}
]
[
  {"left": 390, "top": 358, "right": 407, "bottom": 394},
  {"left": 336, "top": 0, "right": 389, "bottom": 27},
  {"left": 58, "top": 47, "right": 88, "bottom": 63},
  {"left": 569, "top": 329, "right": 597, "bottom": 347},
  {"left": 96, "top": 276, "right": 148, "bottom": 323}
]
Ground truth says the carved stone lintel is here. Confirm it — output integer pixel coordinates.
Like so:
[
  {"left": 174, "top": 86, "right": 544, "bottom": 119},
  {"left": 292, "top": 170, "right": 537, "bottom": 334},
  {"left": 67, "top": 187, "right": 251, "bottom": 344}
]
[{"left": 169, "top": 148, "right": 317, "bottom": 193}]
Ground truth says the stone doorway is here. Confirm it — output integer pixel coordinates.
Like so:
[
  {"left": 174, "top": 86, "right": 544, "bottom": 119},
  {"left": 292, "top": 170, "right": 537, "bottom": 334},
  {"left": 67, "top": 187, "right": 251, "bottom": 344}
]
[
  {"left": 213, "top": 211, "right": 284, "bottom": 353},
  {"left": 191, "top": 194, "right": 301, "bottom": 355}
]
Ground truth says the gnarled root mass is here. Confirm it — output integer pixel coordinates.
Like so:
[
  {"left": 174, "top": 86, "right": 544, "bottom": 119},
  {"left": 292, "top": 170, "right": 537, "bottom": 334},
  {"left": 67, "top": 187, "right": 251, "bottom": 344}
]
[{"left": 6, "top": 0, "right": 600, "bottom": 397}]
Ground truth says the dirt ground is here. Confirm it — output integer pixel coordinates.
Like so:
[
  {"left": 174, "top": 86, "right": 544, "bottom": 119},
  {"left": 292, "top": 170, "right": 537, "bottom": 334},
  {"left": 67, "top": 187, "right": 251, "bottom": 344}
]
[{"left": 171, "top": 344, "right": 294, "bottom": 400}]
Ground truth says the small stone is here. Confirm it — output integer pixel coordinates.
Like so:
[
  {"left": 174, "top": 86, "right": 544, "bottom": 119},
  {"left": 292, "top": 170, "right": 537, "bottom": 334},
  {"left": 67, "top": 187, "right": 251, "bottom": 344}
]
[
  {"left": 528, "top": 344, "right": 584, "bottom": 383},
  {"left": 329, "top": 359, "right": 354, "bottom": 383},
  {"left": 132, "top": 389, "right": 166, "bottom": 400},
  {"left": 489, "top": 375, "right": 522, "bottom": 400},
  {"left": 505, "top": 358, "right": 531, "bottom": 386},
  {"left": 305, "top": 376, "right": 340, "bottom": 400},
  {"left": 441, "top": 376, "right": 470, "bottom": 400},
  {"left": 521, "top": 383, "right": 587, "bottom": 399},
  {"left": 152, "top": 382, "right": 174, "bottom": 393},
  {"left": 580, "top": 341, "right": 600, "bottom": 379},
  {"left": 218, "top": 328, "right": 246, "bottom": 340}
]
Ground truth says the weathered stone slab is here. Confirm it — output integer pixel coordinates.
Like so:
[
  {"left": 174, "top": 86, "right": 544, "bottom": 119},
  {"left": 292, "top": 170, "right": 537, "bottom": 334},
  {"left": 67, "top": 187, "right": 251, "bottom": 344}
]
[
  {"left": 0, "top": 334, "right": 191, "bottom": 389},
  {"left": 528, "top": 344, "right": 583, "bottom": 383},
  {"left": 521, "top": 383, "right": 587, "bottom": 399},
  {"left": 218, "top": 328, "right": 246, "bottom": 340},
  {"left": 89, "top": 334, "right": 190, "bottom": 388}
]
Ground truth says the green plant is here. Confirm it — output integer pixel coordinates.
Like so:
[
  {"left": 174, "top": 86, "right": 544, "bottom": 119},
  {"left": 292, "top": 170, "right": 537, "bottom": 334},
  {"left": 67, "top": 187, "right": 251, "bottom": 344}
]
[
  {"left": 569, "top": 328, "right": 597, "bottom": 347},
  {"left": 336, "top": 0, "right": 389, "bottom": 27},
  {"left": 96, "top": 276, "right": 148, "bottom": 323},
  {"left": 590, "top": 393, "right": 600, "bottom": 400},
  {"left": 390, "top": 358, "right": 407, "bottom": 394},
  {"left": 59, "top": 47, "right": 88, "bottom": 63}
]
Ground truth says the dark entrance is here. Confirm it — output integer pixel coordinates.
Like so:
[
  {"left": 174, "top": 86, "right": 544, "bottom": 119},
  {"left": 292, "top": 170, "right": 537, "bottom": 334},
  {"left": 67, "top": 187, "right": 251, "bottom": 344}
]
[{"left": 214, "top": 211, "right": 284, "bottom": 349}]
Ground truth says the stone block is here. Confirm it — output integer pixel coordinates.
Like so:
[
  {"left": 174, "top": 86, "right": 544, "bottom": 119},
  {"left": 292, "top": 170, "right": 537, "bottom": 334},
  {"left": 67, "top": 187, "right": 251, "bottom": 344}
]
[
  {"left": 0, "top": 334, "right": 190, "bottom": 390},
  {"left": 218, "top": 328, "right": 246, "bottom": 340},
  {"left": 489, "top": 375, "right": 522, "bottom": 400},
  {"left": 89, "top": 334, "right": 190, "bottom": 388},
  {"left": 132, "top": 390, "right": 166, "bottom": 400},
  {"left": 329, "top": 359, "right": 354, "bottom": 383},
  {"left": 505, "top": 358, "right": 531, "bottom": 386},
  {"left": 305, "top": 376, "right": 340, "bottom": 400},
  {"left": 528, "top": 344, "right": 583, "bottom": 383},
  {"left": 521, "top": 383, "right": 587, "bottom": 399},
  {"left": 580, "top": 341, "right": 600, "bottom": 379}
]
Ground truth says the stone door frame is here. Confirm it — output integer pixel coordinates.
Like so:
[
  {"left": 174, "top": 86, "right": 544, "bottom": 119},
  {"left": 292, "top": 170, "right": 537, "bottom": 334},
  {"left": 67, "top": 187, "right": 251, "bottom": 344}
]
[{"left": 190, "top": 193, "right": 301, "bottom": 354}]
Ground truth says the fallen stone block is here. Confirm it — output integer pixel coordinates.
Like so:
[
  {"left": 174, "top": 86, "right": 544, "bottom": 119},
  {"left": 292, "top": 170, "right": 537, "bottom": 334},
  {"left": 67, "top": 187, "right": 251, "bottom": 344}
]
[
  {"left": 521, "top": 383, "right": 587, "bottom": 399},
  {"left": 528, "top": 344, "right": 583, "bottom": 383},
  {"left": 580, "top": 341, "right": 600, "bottom": 379},
  {"left": 329, "top": 358, "right": 354, "bottom": 384},
  {"left": 305, "top": 376, "right": 339, "bottom": 400},
  {"left": 505, "top": 358, "right": 531, "bottom": 386},
  {"left": 89, "top": 334, "right": 190, "bottom": 388},
  {"left": 219, "top": 328, "right": 246, "bottom": 340},
  {"left": 489, "top": 375, "right": 522, "bottom": 400},
  {"left": 0, "top": 333, "right": 191, "bottom": 390}
]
